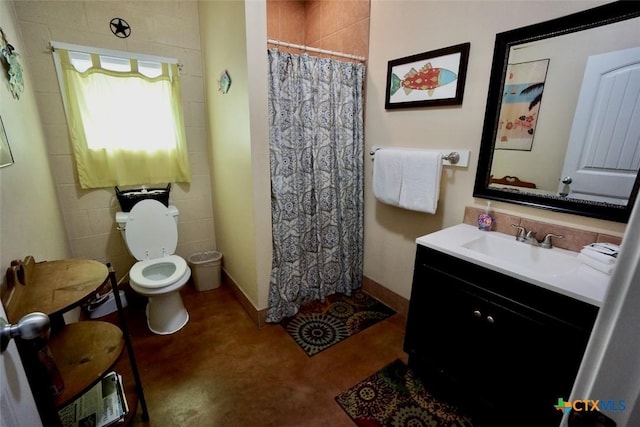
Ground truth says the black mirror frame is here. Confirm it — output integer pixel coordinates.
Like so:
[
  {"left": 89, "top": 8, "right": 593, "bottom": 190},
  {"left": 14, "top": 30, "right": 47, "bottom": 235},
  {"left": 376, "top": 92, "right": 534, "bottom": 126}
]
[{"left": 473, "top": 1, "right": 640, "bottom": 223}]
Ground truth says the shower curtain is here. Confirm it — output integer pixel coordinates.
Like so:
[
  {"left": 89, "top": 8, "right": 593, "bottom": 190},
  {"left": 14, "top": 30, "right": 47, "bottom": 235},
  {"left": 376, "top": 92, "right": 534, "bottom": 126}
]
[{"left": 266, "top": 49, "right": 365, "bottom": 323}]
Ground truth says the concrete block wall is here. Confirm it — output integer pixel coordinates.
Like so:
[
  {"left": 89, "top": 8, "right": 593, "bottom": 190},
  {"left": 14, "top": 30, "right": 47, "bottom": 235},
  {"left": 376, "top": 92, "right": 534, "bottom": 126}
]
[{"left": 14, "top": 1, "right": 215, "bottom": 278}]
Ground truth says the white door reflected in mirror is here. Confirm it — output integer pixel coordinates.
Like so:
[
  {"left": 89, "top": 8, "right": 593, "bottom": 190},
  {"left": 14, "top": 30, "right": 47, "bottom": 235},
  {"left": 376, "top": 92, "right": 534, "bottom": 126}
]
[{"left": 559, "top": 46, "right": 640, "bottom": 205}]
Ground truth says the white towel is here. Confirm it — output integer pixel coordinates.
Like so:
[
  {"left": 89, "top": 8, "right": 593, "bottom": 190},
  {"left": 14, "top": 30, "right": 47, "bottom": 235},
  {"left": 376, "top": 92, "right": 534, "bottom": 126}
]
[
  {"left": 578, "top": 253, "right": 616, "bottom": 275},
  {"left": 398, "top": 150, "right": 443, "bottom": 214},
  {"left": 579, "top": 247, "right": 616, "bottom": 265},
  {"left": 372, "top": 149, "right": 405, "bottom": 206},
  {"left": 580, "top": 243, "right": 619, "bottom": 264},
  {"left": 372, "top": 148, "right": 443, "bottom": 214}
]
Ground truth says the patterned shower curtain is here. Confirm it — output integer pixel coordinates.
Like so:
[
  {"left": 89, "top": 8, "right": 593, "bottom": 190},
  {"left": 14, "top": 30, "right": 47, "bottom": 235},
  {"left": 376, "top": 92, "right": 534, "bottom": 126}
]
[{"left": 266, "top": 49, "right": 365, "bottom": 323}]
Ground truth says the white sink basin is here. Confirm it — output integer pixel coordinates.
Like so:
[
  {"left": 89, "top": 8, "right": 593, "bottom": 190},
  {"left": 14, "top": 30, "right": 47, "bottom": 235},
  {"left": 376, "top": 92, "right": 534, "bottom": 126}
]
[
  {"left": 461, "top": 233, "right": 582, "bottom": 276},
  {"left": 416, "top": 223, "right": 611, "bottom": 306}
]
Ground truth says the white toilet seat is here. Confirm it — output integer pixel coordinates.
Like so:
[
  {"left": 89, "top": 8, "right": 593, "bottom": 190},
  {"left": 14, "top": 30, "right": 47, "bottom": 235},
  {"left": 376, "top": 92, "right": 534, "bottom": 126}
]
[
  {"left": 129, "top": 255, "right": 189, "bottom": 289},
  {"left": 125, "top": 200, "right": 178, "bottom": 261}
]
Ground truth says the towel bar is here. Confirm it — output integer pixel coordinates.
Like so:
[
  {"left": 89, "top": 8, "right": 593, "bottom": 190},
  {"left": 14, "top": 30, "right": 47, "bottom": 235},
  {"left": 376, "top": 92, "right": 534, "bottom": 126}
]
[
  {"left": 443, "top": 152, "right": 460, "bottom": 164},
  {"left": 369, "top": 148, "right": 461, "bottom": 165}
]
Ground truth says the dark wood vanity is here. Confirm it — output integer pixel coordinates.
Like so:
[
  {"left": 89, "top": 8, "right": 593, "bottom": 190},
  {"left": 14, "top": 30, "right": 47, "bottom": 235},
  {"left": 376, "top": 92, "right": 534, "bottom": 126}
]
[{"left": 404, "top": 245, "right": 598, "bottom": 426}]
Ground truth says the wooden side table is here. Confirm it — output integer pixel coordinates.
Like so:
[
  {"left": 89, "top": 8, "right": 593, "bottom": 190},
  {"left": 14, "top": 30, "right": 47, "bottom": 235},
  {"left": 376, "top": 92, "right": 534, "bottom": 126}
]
[
  {"left": 4, "top": 256, "right": 148, "bottom": 425},
  {"left": 5, "top": 256, "right": 108, "bottom": 321}
]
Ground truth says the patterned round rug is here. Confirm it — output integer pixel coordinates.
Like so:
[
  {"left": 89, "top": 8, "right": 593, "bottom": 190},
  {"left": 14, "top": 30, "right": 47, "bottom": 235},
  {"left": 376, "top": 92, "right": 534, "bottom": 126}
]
[
  {"left": 281, "top": 289, "right": 395, "bottom": 356},
  {"left": 285, "top": 313, "right": 349, "bottom": 356},
  {"left": 336, "top": 359, "right": 474, "bottom": 427}
]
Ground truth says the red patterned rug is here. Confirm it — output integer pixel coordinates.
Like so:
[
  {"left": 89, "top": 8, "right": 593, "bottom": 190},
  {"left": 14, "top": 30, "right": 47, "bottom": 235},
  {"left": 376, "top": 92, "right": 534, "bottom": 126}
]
[{"left": 336, "top": 359, "right": 474, "bottom": 427}]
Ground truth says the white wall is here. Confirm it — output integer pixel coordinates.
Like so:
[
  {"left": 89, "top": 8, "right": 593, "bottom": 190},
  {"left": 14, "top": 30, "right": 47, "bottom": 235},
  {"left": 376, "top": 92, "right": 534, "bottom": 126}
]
[
  {"left": 245, "top": 0, "right": 273, "bottom": 309},
  {"left": 198, "top": 0, "right": 271, "bottom": 309},
  {"left": 1, "top": 3, "right": 65, "bottom": 421},
  {"left": 363, "top": 0, "right": 626, "bottom": 301},
  {"left": 0, "top": 0, "right": 69, "bottom": 274}
]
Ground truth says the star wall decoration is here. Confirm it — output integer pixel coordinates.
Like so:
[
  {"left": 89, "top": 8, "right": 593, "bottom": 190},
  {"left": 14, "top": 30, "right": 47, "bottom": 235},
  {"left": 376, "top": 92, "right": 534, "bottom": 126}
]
[{"left": 110, "top": 18, "right": 131, "bottom": 39}]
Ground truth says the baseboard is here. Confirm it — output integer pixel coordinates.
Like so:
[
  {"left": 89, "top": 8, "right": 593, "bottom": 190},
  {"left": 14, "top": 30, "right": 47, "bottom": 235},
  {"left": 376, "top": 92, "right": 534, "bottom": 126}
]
[
  {"left": 222, "top": 269, "right": 269, "bottom": 328},
  {"left": 362, "top": 276, "right": 409, "bottom": 319},
  {"left": 224, "top": 271, "right": 408, "bottom": 328}
]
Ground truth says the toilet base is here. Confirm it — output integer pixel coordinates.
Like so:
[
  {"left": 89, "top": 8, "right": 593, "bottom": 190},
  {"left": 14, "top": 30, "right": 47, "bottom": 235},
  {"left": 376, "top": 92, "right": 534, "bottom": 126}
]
[{"left": 145, "top": 292, "right": 189, "bottom": 335}]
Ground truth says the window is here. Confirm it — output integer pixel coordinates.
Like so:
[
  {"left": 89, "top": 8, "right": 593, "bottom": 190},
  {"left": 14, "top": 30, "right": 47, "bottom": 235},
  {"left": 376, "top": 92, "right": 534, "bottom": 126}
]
[{"left": 52, "top": 42, "right": 191, "bottom": 189}]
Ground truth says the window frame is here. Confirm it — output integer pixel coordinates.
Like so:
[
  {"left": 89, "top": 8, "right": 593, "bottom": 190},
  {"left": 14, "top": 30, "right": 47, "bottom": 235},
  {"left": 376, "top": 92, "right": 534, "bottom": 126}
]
[{"left": 50, "top": 41, "right": 191, "bottom": 189}]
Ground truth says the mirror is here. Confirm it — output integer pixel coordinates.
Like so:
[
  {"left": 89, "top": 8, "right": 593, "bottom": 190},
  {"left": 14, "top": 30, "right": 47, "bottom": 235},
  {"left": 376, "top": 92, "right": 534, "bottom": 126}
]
[{"left": 474, "top": 1, "right": 640, "bottom": 223}]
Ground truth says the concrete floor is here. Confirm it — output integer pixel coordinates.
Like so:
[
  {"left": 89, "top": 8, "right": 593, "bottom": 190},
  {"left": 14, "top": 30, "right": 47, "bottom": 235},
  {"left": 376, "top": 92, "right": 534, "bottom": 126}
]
[{"left": 119, "top": 279, "right": 408, "bottom": 426}]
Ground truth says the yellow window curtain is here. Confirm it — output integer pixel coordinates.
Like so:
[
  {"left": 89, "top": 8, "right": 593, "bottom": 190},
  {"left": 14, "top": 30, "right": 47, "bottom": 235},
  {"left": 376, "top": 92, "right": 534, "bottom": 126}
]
[{"left": 57, "top": 49, "right": 191, "bottom": 189}]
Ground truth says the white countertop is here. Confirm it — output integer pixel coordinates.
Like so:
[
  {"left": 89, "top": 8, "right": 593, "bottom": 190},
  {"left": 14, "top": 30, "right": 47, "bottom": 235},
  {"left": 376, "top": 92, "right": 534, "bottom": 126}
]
[{"left": 416, "top": 223, "right": 611, "bottom": 307}]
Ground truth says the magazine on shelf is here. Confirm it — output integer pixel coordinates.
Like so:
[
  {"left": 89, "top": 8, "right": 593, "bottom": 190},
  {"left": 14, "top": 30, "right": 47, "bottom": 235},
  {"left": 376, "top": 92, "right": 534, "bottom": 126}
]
[{"left": 58, "top": 371, "right": 128, "bottom": 427}]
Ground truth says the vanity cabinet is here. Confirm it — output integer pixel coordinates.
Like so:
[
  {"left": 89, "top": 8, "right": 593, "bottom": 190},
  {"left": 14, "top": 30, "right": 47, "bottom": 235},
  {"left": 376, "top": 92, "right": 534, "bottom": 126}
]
[{"left": 405, "top": 245, "right": 598, "bottom": 426}]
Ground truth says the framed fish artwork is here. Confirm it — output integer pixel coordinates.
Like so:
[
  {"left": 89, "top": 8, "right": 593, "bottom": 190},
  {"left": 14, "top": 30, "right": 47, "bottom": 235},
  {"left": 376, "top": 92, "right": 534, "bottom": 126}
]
[{"left": 385, "top": 43, "right": 470, "bottom": 109}]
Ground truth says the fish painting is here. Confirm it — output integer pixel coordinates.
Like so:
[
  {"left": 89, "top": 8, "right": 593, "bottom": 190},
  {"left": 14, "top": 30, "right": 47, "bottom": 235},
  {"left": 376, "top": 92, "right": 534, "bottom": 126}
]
[{"left": 390, "top": 63, "right": 457, "bottom": 97}]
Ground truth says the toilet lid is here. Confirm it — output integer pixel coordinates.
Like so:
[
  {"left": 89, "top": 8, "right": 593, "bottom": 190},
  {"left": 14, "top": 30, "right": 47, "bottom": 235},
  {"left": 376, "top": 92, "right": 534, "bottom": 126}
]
[{"left": 125, "top": 199, "right": 178, "bottom": 260}]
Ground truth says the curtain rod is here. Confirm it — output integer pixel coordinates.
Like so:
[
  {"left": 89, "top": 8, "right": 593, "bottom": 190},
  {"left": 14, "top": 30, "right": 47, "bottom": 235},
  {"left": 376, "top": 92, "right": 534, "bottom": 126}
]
[
  {"left": 50, "top": 41, "right": 179, "bottom": 65},
  {"left": 267, "top": 39, "right": 366, "bottom": 62}
]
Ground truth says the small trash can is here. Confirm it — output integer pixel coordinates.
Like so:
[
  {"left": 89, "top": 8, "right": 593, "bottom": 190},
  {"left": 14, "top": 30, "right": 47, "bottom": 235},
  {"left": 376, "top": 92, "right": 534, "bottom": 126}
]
[{"left": 188, "top": 251, "right": 223, "bottom": 291}]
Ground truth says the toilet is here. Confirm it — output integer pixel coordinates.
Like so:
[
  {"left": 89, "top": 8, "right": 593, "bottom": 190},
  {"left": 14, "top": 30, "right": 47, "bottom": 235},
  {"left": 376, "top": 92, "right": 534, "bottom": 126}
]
[{"left": 116, "top": 199, "right": 191, "bottom": 335}]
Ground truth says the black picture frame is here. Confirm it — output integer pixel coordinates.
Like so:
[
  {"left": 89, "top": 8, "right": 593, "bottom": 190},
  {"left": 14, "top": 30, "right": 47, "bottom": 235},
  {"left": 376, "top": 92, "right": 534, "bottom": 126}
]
[
  {"left": 385, "top": 42, "right": 470, "bottom": 110},
  {"left": 0, "top": 115, "right": 14, "bottom": 168},
  {"left": 473, "top": 1, "right": 640, "bottom": 223}
]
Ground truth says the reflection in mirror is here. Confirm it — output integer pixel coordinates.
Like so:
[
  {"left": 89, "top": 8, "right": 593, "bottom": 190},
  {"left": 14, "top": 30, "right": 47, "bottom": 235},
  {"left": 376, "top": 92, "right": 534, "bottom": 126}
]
[{"left": 474, "top": 1, "right": 640, "bottom": 223}]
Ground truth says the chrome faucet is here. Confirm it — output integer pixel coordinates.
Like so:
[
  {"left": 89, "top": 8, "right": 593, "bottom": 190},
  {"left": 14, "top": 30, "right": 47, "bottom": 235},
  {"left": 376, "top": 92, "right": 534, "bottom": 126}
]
[
  {"left": 511, "top": 225, "right": 538, "bottom": 245},
  {"left": 511, "top": 224, "right": 564, "bottom": 248},
  {"left": 539, "top": 232, "right": 564, "bottom": 249}
]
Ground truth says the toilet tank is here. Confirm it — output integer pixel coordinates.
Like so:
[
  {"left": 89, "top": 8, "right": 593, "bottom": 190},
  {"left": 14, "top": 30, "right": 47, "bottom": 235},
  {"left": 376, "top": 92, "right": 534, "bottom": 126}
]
[{"left": 116, "top": 205, "right": 179, "bottom": 236}]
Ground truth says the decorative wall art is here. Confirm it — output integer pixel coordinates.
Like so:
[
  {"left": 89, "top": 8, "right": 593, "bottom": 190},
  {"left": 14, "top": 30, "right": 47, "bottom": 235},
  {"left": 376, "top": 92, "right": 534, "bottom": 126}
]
[
  {"left": 495, "top": 59, "right": 550, "bottom": 151},
  {"left": 0, "top": 115, "right": 14, "bottom": 168},
  {"left": 0, "top": 28, "right": 24, "bottom": 99},
  {"left": 385, "top": 43, "right": 470, "bottom": 109},
  {"left": 110, "top": 18, "right": 131, "bottom": 39},
  {"left": 218, "top": 70, "right": 231, "bottom": 94}
]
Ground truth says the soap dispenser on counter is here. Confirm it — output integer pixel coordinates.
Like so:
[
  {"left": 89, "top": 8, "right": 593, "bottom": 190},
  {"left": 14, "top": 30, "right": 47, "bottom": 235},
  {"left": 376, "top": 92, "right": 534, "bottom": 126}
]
[{"left": 478, "top": 202, "right": 494, "bottom": 231}]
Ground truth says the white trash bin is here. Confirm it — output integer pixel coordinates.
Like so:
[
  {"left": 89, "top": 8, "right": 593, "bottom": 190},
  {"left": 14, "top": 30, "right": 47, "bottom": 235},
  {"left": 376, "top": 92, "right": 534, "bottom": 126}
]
[{"left": 188, "top": 251, "right": 222, "bottom": 291}]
